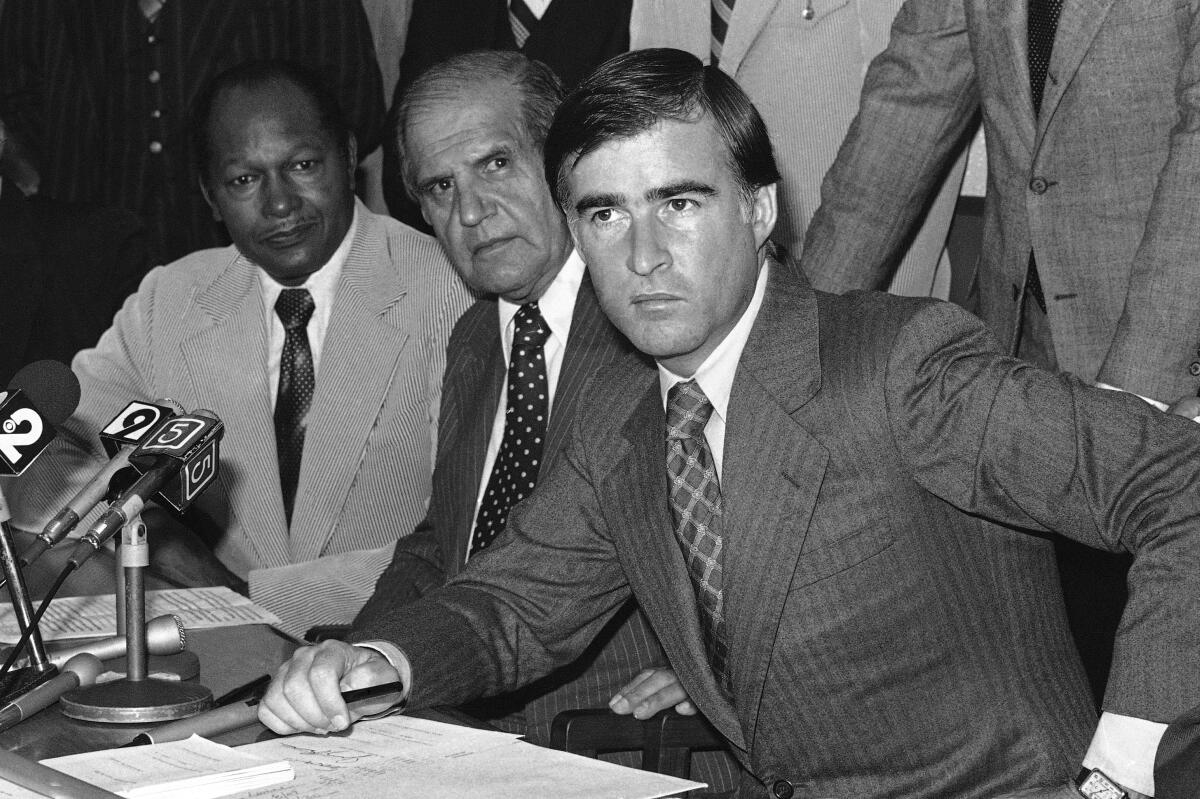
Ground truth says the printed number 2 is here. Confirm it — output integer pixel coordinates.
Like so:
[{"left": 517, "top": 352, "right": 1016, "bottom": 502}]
[{"left": 0, "top": 408, "right": 44, "bottom": 463}]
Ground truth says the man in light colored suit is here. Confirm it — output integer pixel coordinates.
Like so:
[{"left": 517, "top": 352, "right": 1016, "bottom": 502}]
[
  {"left": 800, "top": 0, "right": 1200, "bottom": 404},
  {"left": 258, "top": 51, "right": 1200, "bottom": 798},
  {"left": 10, "top": 60, "right": 473, "bottom": 637},
  {"left": 351, "top": 51, "right": 739, "bottom": 788},
  {"left": 630, "top": 0, "right": 968, "bottom": 299}
]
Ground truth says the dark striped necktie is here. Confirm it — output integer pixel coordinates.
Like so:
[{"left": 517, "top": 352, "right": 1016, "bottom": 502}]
[
  {"left": 710, "top": 0, "right": 736, "bottom": 67},
  {"left": 509, "top": 0, "right": 539, "bottom": 49}
]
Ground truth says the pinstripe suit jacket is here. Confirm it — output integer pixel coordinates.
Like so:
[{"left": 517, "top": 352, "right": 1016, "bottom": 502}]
[
  {"left": 351, "top": 272, "right": 670, "bottom": 745},
  {"left": 369, "top": 260, "right": 1200, "bottom": 797},
  {"left": 800, "top": 0, "right": 1200, "bottom": 402},
  {"left": 630, "top": 0, "right": 966, "bottom": 298},
  {"left": 9, "top": 204, "right": 474, "bottom": 636},
  {"left": 0, "top": 0, "right": 384, "bottom": 264}
]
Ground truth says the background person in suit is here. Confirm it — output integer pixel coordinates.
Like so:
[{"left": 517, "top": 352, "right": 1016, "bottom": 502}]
[
  {"left": 630, "top": 0, "right": 968, "bottom": 299},
  {"left": 0, "top": 0, "right": 385, "bottom": 265},
  {"left": 9, "top": 60, "right": 473, "bottom": 638},
  {"left": 382, "top": 0, "right": 633, "bottom": 224},
  {"left": 797, "top": 0, "right": 1200, "bottom": 707},
  {"left": 351, "top": 51, "right": 739, "bottom": 789},
  {"left": 0, "top": 116, "right": 148, "bottom": 385},
  {"left": 259, "top": 50, "right": 1200, "bottom": 798}
]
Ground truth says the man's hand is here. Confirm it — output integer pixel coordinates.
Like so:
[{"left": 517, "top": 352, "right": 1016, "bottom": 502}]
[
  {"left": 258, "top": 641, "right": 400, "bottom": 735},
  {"left": 1167, "top": 395, "right": 1200, "bottom": 422},
  {"left": 609, "top": 667, "right": 697, "bottom": 720}
]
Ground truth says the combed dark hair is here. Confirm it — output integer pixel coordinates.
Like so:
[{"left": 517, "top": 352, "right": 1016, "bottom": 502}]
[
  {"left": 394, "top": 50, "right": 565, "bottom": 201},
  {"left": 190, "top": 59, "right": 352, "bottom": 185},
  {"left": 544, "top": 48, "right": 780, "bottom": 208}
]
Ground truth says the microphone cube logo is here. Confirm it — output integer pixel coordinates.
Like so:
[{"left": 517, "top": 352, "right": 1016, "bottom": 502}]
[
  {"left": 0, "top": 390, "right": 57, "bottom": 475},
  {"left": 99, "top": 401, "right": 177, "bottom": 457},
  {"left": 132, "top": 416, "right": 216, "bottom": 458}
]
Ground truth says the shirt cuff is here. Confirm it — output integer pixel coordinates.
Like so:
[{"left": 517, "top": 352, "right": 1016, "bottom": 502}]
[
  {"left": 353, "top": 640, "right": 414, "bottom": 719},
  {"left": 1082, "top": 711, "right": 1167, "bottom": 796},
  {"left": 1094, "top": 382, "right": 1170, "bottom": 412}
]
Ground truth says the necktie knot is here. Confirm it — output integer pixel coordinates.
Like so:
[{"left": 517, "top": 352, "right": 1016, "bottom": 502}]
[
  {"left": 513, "top": 302, "right": 550, "bottom": 350},
  {"left": 667, "top": 380, "right": 714, "bottom": 441},
  {"left": 276, "top": 289, "right": 315, "bottom": 332}
]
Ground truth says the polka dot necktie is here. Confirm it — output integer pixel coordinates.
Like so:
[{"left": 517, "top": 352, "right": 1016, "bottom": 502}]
[
  {"left": 1025, "top": 0, "right": 1062, "bottom": 313},
  {"left": 468, "top": 303, "right": 551, "bottom": 558},
  {"left": 666, "top": 380, "right": 729, "bottom": 687},
  {"left": 274, "top": 288, "right": 315, "bottom": 525}
]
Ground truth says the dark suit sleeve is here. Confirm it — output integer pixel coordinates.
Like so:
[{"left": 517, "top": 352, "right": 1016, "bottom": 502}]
[
  {"left": 347, "top": 418, "right": 634, "bottom": 712},
  {"left": 1097, "top": 6, "right": 1200, "bottom": 398},
  {"left": 799, "top": 0, "right": 977, "bottom": 293},
  {"left": 883, "top": 301, "right": 1200, "bottom": 722},
  {"left": 351, "top": 519, "right": 445, "bottom": 632}
]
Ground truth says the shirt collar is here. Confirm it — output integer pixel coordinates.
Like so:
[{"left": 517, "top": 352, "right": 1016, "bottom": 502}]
[
  {"left": 657, "top": 258, "right": 770, "bottom": 425},
  {"left": 497, "top": 247, "right": 585, "bottom": 346}
]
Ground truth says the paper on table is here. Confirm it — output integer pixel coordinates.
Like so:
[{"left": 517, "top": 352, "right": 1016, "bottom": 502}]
[
  {"left": 41, "top": 735, "right": 292, "bottom": 799},
  {"left": 235, "top": 715, "right": 703, "bottom": 799},
  {"left": 0, "top": 587, "right": 280, "bottom": 642}
]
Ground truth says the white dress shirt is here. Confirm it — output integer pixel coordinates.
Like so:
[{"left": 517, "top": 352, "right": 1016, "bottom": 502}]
[{"left": 258, "top": 208, "right": 358, "bottom": 409}]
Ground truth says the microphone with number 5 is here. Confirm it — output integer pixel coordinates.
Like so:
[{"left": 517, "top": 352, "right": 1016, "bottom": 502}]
[{"left": 70, "top": 409, "right": 224, "bottom": 569}]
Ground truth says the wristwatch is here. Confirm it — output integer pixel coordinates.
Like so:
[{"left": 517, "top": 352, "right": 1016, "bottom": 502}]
[{"left": 1075, "top": 768, "right": 1133, "bottom": 799}]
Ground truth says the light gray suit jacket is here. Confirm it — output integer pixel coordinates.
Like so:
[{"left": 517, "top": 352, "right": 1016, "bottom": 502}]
[
  {"left": 11, "top": 203, "right": 474, "bottom": 635},
  {"left": 630, "top": 0, "right": 967, "bottom": 298},
  {"left": 370, "top": 261, "right": 1200, "bottom": 796},
  {"left": 801, "top": 0, "right": 1200, "bottom": 401}
]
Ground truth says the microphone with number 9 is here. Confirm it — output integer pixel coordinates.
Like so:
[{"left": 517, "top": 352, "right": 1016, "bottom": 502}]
[
  {"left": 25, "top": 399, "right": 184, "bottom": 567},
  {"left": 69, "top": 409, "right": 224, "bottom": 569}
]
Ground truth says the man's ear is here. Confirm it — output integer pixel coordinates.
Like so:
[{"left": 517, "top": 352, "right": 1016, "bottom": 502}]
[
  {"left": 199, "top": 178, "right": 222, "bottom": 222},
  {"left": 750, "top": 183, "right": 777, "bottom": 250}
]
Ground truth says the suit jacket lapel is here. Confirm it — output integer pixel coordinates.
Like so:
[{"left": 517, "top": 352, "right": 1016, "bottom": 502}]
[
  {"left": 987, "top": 0, "right": 1038, "bottom": 153},
  {"left": 59, "top": 2, "right": 109, "bottom": 126},
  {"left": 183, "top": 251, "right": 288, "bottom": 568},
  {"left": 1037, "top": 0, "right": 1116, "bottom": 143},
  {"left": 722, "top": 259, "right": 828, "bottom": 748},
  {"left": 718, "top": 0, "right": 779, "bottom": 74},
  {"left": 444, "top": 306, "right": 504, "bottom": 575},
  {"left": 290, "top": 209, "right": 410, "bottom": 562},
  {"left": 606, "top": 376, "right": 746, "bottom": 751},
  {"left": 544, "top": 272, "right": 627, "bottom": 468}
]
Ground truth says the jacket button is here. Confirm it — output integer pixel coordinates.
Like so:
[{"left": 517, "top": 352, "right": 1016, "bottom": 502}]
[
  {"left": 1189, "top": 361, "right": 1200, "bottom": 376},
  {"left": 772, "top": 779, "right": 794, "bottom": 799},
  {"left": 1029, "top": 176, "right": 1049, "bottom": 194}
]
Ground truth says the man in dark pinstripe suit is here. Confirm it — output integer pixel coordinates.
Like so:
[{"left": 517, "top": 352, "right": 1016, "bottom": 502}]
[{"left": 350, "top": 51, "right": 740, "bottom": 790}]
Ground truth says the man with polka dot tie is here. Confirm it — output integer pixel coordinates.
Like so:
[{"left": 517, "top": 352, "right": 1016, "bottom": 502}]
[{"left": 349, "top": 50, "right": 741, "bottom": 790}]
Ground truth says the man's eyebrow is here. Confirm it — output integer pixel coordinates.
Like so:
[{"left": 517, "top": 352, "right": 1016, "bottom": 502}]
[
  {"left": 473, "top": 145, "right": 514, "bottom": 169},
  {"left": 574, "top": 192, "right": 624, "bottom": 215},
  {"left": 646, "top": 181, "right": 717, "bottom": 202}
]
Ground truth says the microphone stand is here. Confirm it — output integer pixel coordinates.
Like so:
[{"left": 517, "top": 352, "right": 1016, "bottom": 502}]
[
  {"left": 0, "top": 480, "right": 58, "bottom": 705},
  {"left": 60, "top": 512, "right": 212, "bottom": 723}
]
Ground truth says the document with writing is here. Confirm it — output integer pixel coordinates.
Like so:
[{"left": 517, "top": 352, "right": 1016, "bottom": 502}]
[
  {"left": 0, "top": 587, "right": 280, "bottom": 642},
  {"left": 236, "top": 715, "right": 704, "bottom": 799}
]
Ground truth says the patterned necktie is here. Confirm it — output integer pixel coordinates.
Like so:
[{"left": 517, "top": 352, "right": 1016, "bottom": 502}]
[
  {"left": 710, "top": 0, "right": 736, "bottom": 68},
  {"left": 274, "top": 288, "right": 315, "bottom": 525},
  {"left": 666, "top": 380, "right": 729, "bottom": 686},
  {"left": 469, "top": 303, "right": 551, "bottom": 558},
  {"left": 509, "top": 0, "right": 538, "bottom": 49},
  {"left": 1024, "top": 0, "right": 1062, "bottom": 313}
]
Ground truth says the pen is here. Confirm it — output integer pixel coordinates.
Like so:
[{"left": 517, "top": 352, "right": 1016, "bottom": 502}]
[{"left": 122, "top": 680, "right": 406, "bottom": 747}]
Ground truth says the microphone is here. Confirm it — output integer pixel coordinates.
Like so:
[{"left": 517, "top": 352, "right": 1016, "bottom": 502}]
[
  {"left": 0, "top": 653, "right": 102, "bottom": 733},
  {"left": 28, "top": 399, "right": 184, "bottom": 565},
  {"left": 70, "top": 409, "right": 224, "bottom": 569},
  {"left": 0, "top": 615, "right": 185, "bottom": 671},
  {"left": 0, "top": 360, "right": 80, "bottom": 477}
]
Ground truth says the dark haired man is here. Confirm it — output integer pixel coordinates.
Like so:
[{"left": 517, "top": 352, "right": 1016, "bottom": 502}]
[
  {"left": 11, "top": 60, "right": 473, "bottom": 637},
  {"left": 260, "top": 50, "right": 1200, "bottom": 799}
]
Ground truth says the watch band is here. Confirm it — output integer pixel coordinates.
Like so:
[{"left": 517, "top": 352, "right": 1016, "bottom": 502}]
[{"left": 1075, "top": 767, "right": 1129, "bottom": 799}]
